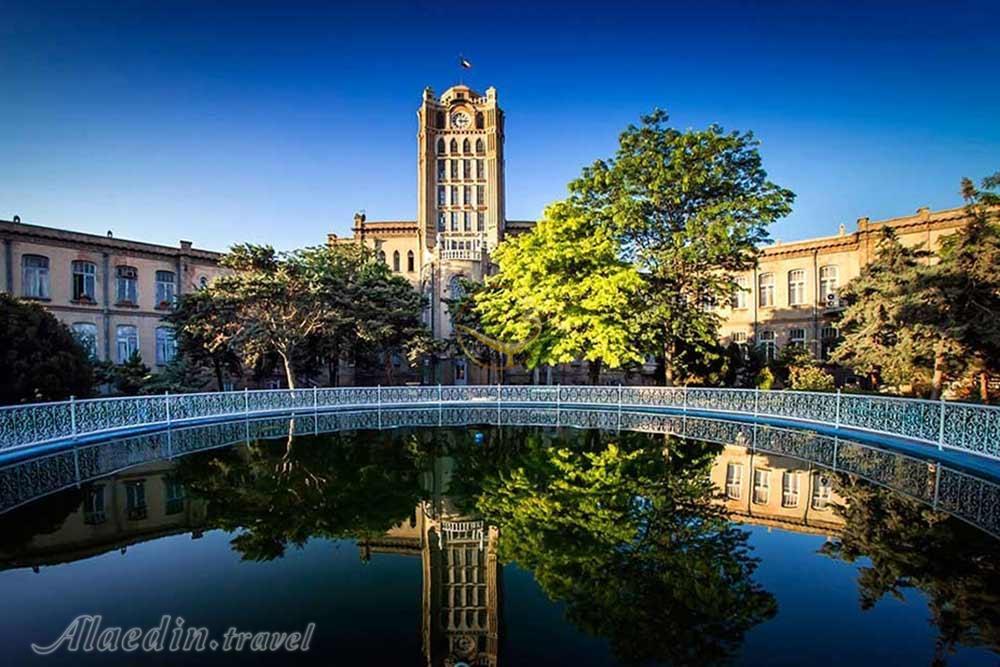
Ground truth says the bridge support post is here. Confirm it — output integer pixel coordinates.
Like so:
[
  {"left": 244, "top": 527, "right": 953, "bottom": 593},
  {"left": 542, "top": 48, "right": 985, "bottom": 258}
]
[
  {"left": 938, "top": 399, "right": 946, "bottom": 450},
  {"left": 835, "top": 389, "right": 841, "bottom": 429}
]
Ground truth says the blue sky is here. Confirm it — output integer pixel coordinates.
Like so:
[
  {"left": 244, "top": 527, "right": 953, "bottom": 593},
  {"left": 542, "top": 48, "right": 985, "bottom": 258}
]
[{"left": 2, "top": 1, "right": 998, "bottom": 252}]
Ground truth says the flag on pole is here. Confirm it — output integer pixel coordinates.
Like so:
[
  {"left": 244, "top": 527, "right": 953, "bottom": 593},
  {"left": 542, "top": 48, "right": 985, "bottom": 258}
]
[{"left": 459, "top": 56, "right": 472, "bottom": 70}]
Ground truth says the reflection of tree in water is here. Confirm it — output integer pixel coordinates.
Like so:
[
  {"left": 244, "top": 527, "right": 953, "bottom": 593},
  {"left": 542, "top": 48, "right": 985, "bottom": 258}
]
[
  {"left": 822, "top": 474, "right": 1000, "bottom": 666},
  {"left": 174, "top": 424, "right": 431, "bottom": 561},
  {"left": 0, "top": 486, "right": 83, "bottom": 554},
  {"left": 453, "top": 428, "right": 777, "bottom": 666}
]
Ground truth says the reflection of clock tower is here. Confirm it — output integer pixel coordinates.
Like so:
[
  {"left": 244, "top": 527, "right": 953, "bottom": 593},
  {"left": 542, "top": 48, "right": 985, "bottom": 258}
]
[{"left": 417, "top": 85, "right": 506, "bottom": 354}]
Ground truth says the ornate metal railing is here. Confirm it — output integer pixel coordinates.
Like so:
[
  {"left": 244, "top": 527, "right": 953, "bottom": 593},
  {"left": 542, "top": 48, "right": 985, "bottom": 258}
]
[
  {"left": 2, "top": 408, "right": 997, "bottom": 538},
  {"left": 1, "top": 385, "right": 999, "bottom": 461}
]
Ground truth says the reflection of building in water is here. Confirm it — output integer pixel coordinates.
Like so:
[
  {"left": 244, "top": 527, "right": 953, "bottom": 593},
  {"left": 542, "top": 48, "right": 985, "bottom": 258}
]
[
  {"left": 711, "top": 444, "right": 846, "bottom": 536},
  {"left": 358, "top": 455, "right": 501, "bottom": 667},
  {"left": 0, "top": 461, "right": 206, "bottom": 570}
]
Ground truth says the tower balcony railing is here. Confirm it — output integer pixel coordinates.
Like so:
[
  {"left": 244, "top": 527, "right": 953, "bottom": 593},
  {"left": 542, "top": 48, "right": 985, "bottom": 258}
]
[
  {"left": 1, "top": 386, "right": 999, "bottom": 462},
  {"left": 439, "top": 248, "right": 482, "bottom": 261}
]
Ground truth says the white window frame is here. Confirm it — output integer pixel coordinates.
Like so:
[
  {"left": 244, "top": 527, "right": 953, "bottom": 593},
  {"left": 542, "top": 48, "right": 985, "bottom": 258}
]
[
  {"left": 72, "top": 260, "right": 97, "bottom": 302},
  {"left": 155, "top": 270, "right": 176, "bottom": 307},
  {"left": 72, "top": 322, "right": 99, "bottom": 360},
  {"left": 116, "top": 324, "right": 139, "bottom": 362},
  {"left": 819, "top": 265, "right": 839, "bottom": 303},
  {"left": 758, "top": 272, "right": 774, "bottom": 308},
  {"left": 788, "top": 269, "right": 806, "bottom": 306},
  {"left": 725, "top": 463, "right": 743, "bottom": 500},
  {"left": 782, "top": 471, "right": 800, "bottom": 507},
  {"left": 22, "top": 254, "right": 50, "bottom": 299},
  {"left": 753, "top": 469, "right": 770, "bottom": 505},
  {"left": 115, "top": 265, "right": 138, "bottom": 304}
]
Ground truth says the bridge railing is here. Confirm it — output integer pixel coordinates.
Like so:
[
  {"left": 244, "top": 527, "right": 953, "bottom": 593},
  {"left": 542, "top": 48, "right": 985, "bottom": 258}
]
[{"left": 1, "top": 385, "right": 998, "bottom": 461}]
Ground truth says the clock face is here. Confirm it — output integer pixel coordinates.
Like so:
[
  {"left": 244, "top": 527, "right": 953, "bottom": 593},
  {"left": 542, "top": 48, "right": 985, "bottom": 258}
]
[{"left": 451, "top": 112, "right": 471, "bottom": 129}]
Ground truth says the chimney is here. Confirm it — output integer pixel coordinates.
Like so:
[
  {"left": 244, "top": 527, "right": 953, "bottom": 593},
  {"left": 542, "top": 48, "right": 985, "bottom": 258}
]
[
  {"left": 107, "top": 230, "right": 113, "bottom": 238},
  {"left": 12, "top": 215, "right": 20, "bottom": 224},
  {"left": 180, "top": 240, "right": 193, "bottom": 251},
  {"left": 838, "top": 223, "right": 846, "bottom": 236}
]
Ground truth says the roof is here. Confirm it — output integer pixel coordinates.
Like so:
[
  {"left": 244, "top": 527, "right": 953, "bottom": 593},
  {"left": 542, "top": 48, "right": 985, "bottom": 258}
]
[{"left": 0, "top": 219, "right": 223, "bottom": 261}]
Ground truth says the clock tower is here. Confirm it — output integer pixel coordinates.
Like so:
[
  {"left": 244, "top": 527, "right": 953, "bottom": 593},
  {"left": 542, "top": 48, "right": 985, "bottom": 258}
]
[{"left": 416, "top": 84, "right": 506, "bottom": 353}]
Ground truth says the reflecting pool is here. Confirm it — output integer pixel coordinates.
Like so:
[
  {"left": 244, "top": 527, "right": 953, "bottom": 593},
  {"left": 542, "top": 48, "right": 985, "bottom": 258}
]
[{"left": 1, "top": 409, "right": 999, "bottom": 666}]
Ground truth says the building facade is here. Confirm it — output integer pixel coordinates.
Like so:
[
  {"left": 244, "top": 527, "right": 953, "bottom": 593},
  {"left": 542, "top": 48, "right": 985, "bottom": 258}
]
[
  {"left": 0, "top": 218, "right": 224, "bottom": 368},
  {"left": 717, "top": 205, "right": 973, "bottom": 364}
]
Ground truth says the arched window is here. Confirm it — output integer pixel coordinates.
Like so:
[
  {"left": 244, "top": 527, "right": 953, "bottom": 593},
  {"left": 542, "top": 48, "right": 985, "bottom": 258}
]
[
  {"left": 21, "top": 254, "right": 49, "bottom": 299},
  {"left": 475, "top": 112, "right": 484, "bottom": 129},
  {"left": 72, "top": 322, "right": 98, "bottom": 359},
  {"left": 72, "top": 260, "right": 97, "bottom": 302},
  {"left": 392, "top": 250, "right": 400, "bottom": 272},
  {"left": 462, "top": 138, "right": 471, "bottom": 153},
  {"left": 378, "top": 250, "right": 386, "bottom": 264},
  {"left": 407, "top": 250, "right": 415, "bottom": 273},
  {"left": 435, "top": 111, "right": 445, "bottom": 129},
  {"left": 449, "top": 275, "right": 465, "bottom": 299},
  {"left": 475, "top": 138, "right": 484, "bottom": 154},
  {"left": 436, "top": 137, "right": 445, "bottom": 154},
  {"left": 155, "top": 327, "right": 176, "bottom": 366},
  {"left": 819, "top": 265, "right": 839, "bottom": 304},
  {"left": 449, "top": 138, "right": 458, "bottom": 153},
  {"left": 116, "top": 325, "right": 139, "bottom": 362}
]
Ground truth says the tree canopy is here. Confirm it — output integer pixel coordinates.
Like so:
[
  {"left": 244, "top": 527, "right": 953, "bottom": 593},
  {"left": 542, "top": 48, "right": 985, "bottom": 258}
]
[{"left": 0, "top": 294, "right": 94, "bottom": 405}]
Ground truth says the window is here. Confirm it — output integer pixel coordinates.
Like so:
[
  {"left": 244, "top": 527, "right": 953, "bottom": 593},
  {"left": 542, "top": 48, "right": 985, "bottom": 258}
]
[
  {"left": 115, "top": 265, "right": 138, "bottom": 304},
  {"left": 21, "top": 255, "right": 49, "bottom": 299},
  {"left": 125, "top": 480, "right": 147, "bottom": 521},
  {"left": 725, "top": 463, "right": 743, "bottom": 499},
  {"left": 72, "top": 322, "right": 98, "bottom": 360},
  {"left": 84, "top": 485, "right": 106, "bottom": 525},
  {"left": 392, "top": 250, "right": 400, "bottom": 272},
  {"left": 437, "top": 159, "right": 446, "bottom": 180},
  {"left": 450, "top": 186, "right": 458, "bottom": 205},
  {"left": 449, "top": 138, "right": 458, "bottom": 153},
  {"left": 475, "top": 112, "right": 484, "bottom": 130},
  {"left": 437, "top": 212, "right": 446, "bottom": 232},
  {"left": 450, "top": 211, "right": 459, "bottom": 232},
  {"left": 463, "top": 186, "right": 471, "bottom": 205},
  {"left": 450, "top": 160, "right": 459, "bottom": 179},
  {"left": 788, "top": 269, "right": 806, "bottom": 306},
  {"left": 731, "top": 276, "right": 748, "bottom": 309},
  {"left": 477, "top": 212, "right": 485, "bottom": 231},
  {"left": 789, "top": 328, "right": 807, "bottom": 348},
  {"left": 198, "top": 275, "right": 208, "bottom": 289},
  {"left": 164, "top": 478, "right": 185, "bottom": 515},
  {"left": 449, "top": 275, "right": 465, "bottom": 298},
  {"left": 72, "top": 261, "right": 97, "bottom": 302},
  {"left": 820, "top": 265, "right": 839, "bottom": 305},
  {"left": 436, "top": 137, "right": 445, "bottom": 153},
  {"left": 435, "top": 112, "right": 445, "bottom": 129},
  {"left": 407, "top": 250, "right": 415, "bottom": 273},
  {"left": 821, "top": 326, "right": 839, "bottom": 360},
  {"left": 758, "top": 273, "right": 774, "bottom": 307},
  {"left": 812, "top": 472, "right": 832, "bottom": 510},
  {"left": 438, "top": 185, "right": 446, "bottom": 206},
  {"left": 463, "top": 159, "right": 471, "bottom": 179},
  {"left": 758, "top": 330, "right": 776, "bottom": 362},
  {"left": 377, "top": 250, "right": 386, "bottom": 264},
  {"left": 782, "top": 471, "right": 800, "bottom": 507},
  {"left": 462, "top": 138, "right": 471, "bottom": 153},
  {"left": 116, "top": 325, "right": 139, "bottom": 362},
  {"left": 476, "top": 159, "right": 484, "bottom": 179},
  {"left": 155, "top": 270, "right": 176, "bottom": 307},
  {"left": 752, "top": 469, "right": 770, "bottom": 505},
  {"left": 155, "top": 327, "right": 175, "bottom": 366},
  {"left": 475, "top": 137, "right": 485, "bottom": 153},
  {"left": 731, "top": 331, "right": 748, "bottom": 357},
  {"left": 476, "top": 185, "right": 485, "bottom": 205},
  {"left": 463, "top": 211, "right": 471, "bottom": 232}
]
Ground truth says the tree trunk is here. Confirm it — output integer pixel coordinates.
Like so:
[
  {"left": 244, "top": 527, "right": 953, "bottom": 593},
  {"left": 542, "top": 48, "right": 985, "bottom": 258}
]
[
  {"left": 279, "top": 352, "right": 296, "bottom": 389},
  {"left": 213, "top": 358, "right": 225, "bottom": 392},
  {"left": 980, "top": 371, "right": 989, "bottom": 403},
  {"left": 664, "top": 337, "right": 676, "bottom": 387},
  {"left": 930, "top": 339, "right": 946, "bottom": 400},
  {"left": 588, "top": 359, "right": 602, "bottom": 385}
]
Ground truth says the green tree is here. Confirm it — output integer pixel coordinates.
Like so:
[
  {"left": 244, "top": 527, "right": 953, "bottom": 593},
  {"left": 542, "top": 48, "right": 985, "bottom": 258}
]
[
  {"left": 475, "top": 201, "right": 647, "bottom": 383},
  {"left": 832, "top": 228, "right": 938, "bottom": 394},
  {"left": 166, "top": 289, "right": 243, "bottom": 391},
  {"left": 909, "top": 171, "right": 1000, "bottom": 401},
  {"left": 568, "top": 110, "right": 795, "bottom": 384},
  {"left": 109, "top": 352, "right": 152, "bottom": 395},
  {"left": 206, "top": 244, "right": 335, "bottom": 389},
  {"left": 0, "top": 294, "right": 94, "bottom": 404}
]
